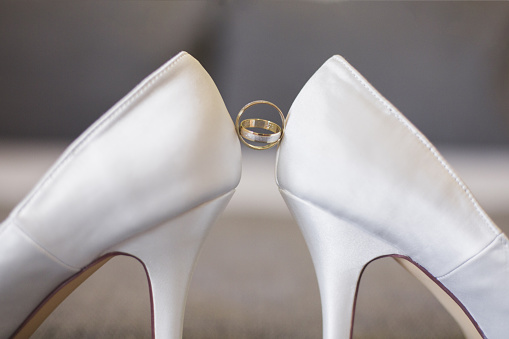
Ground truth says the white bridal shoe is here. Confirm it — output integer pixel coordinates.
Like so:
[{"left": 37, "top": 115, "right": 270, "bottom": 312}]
[
  {"left": 0, "top": 51, "right": 241, "bottom": 338},
  {"left": 276, "top": 56, "right": 509, "bottom": 338}
]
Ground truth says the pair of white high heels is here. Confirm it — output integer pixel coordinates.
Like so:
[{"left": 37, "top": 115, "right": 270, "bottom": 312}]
[{"left": 0, "top": 51, "right": 507, "bottom": 338}]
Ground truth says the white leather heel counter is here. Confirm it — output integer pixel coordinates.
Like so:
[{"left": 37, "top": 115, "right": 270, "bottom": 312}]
[
  {"left": 277, "top": 55, "right": 500, "bottom": 277},
  {"left": 11, "top": 52, "right": 240, "bottom": 268}
]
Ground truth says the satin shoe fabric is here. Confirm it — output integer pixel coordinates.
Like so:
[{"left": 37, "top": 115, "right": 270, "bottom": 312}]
[
  {"left": 0, "top": 51, "right": 241, "bottom": 338},
  {"left": 276, "top": 55, "right": 509, "bottom": 338}
]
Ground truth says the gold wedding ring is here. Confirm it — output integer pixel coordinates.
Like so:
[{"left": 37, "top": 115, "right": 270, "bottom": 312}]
[
  {"left": 235, "top": 100, "right": 285, "bottom": 150},
  {"left": 240, "top": 119, "right": 281, "bottom": 143}
]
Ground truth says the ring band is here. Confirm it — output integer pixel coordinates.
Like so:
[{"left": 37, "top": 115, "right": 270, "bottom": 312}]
[
  {"left": 235, "top": 100, "right": 285, "bottom": 150},
  {"left": 240, "top": 119, "right": 282, "bottom": 143}
]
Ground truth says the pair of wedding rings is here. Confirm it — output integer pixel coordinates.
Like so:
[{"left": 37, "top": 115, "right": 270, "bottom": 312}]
[{"left": 235, "top": 100, "right": 285, "bottom": 150}]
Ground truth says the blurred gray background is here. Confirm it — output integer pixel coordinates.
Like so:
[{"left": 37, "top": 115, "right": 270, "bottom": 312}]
[
  {"left": 1, "top": 1, "right": 509, "bottom": 144},
  {"left": 1, "top": 1, "right": 509, "bottom": 338}
]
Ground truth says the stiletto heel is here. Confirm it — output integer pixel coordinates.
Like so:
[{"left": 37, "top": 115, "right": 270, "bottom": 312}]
[
  {"left": 113, "top": 191, "right": 234, "bottom": 338},
  {"left": 0, "top": 51, "right": 241, "bottom": 338},
  {"left": 280, "top": 189, "right": 400, "bottom": 339},
  {"left": 277, "top": 55, "right": 509, "bottom": 338},
  {"left": 280, "top": 188, "right": 484, "bottom": 338},
  {"left": 12, "top": 191, "right": 234, "bottom": 339}
]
